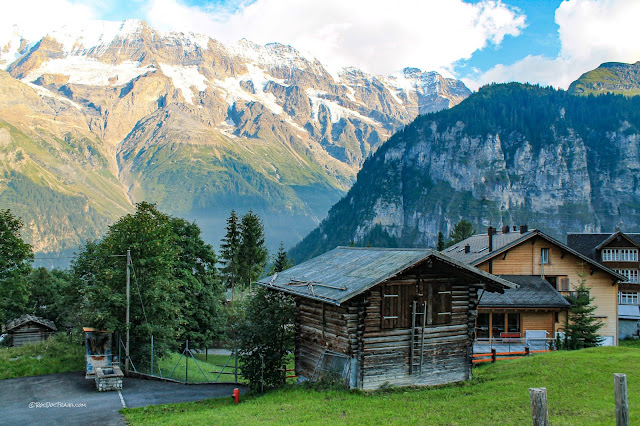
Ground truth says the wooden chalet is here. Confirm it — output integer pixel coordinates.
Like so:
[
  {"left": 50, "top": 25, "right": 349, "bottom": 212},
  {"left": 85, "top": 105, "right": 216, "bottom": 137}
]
[
  {"left": 444, "top": 226, "right": 625, "bottom": 345},
  {"left": 258, "top": 247, "right": 514, "bottom": 390},
  {"left": 567, "top": 231, "right": 640, "bottom": 339},
  {"left": 3, "top": 314, "right": 56, "bottom": 347}
]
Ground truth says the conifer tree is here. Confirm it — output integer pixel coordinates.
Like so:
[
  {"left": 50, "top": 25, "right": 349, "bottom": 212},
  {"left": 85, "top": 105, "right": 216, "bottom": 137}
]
[
  {"left": 563, "top": 271, "right": 604, "bottom": 349},
  {"left": 238, "top": 210, "right": 268, "bottom": 288},
  {"left": 220, "top": 210, "right": 241, "bottom": 297},
  {"left": 436, "top": 231, "right": 445, "bottom": 251},
  {"left": 445, "top": 220, "right": 475, "bottom": 248},
  {"left": 271, "top": 242, "right": 293, "bottom": 273}
]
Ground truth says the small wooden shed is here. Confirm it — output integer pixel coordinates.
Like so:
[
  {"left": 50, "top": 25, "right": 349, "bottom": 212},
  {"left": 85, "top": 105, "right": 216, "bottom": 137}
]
[
  {"left": 258, "top": 247, "right": 514, "bottom": 390},
  {"left": 3, "top": 314, "right": 57, "bottom": 347}
]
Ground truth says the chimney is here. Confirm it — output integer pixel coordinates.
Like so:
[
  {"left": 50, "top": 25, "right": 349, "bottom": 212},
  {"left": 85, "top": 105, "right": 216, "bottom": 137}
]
[
  {"left": 502, "top": 225, "right": 510, "bottom": 234},
  {"left": 520, "top": 224, "right": 528, "bottom": 234},
  {"left": 487, "top": 226, "right": 495, "bottom": 252},
  {"left": 464, "top": 244, "right": 470, "bottom": 253}
]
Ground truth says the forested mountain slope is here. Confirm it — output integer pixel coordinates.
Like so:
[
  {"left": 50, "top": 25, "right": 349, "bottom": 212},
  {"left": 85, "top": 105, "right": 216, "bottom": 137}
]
[{"left": 290, "top": 83, "right": 640, "bottom": 261}]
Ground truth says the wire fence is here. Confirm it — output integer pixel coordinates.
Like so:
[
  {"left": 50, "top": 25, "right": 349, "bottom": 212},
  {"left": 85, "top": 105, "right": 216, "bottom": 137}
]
[{"left": 119, "top": 336, "right": 243, "bottom": 384}]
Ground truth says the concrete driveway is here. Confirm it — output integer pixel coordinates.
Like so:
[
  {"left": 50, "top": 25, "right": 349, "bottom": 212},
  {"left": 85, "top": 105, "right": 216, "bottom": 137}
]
[{"left": 0, "top": 372, "right": 246, "bottom": 425}]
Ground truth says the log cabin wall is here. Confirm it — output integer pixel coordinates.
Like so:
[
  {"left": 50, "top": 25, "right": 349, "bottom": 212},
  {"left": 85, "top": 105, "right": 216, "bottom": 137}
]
[
  {"left": 11, "top": 323, "right": 54, "bottom": 347},
  {"left": 359, "top": 263, "right": 482, "bottom": 390},
  {"left": 295, "top": 298, "right": 361, "bottom": 382}
]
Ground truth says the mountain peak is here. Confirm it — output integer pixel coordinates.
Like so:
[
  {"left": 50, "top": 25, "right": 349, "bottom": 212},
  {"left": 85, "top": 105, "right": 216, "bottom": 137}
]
[{"left": 568, "top": 61, "right": 640, "bottom": 97}]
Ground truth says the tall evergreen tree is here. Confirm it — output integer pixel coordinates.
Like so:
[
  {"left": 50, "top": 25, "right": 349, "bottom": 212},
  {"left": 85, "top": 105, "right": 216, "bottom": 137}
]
[
  {"left": 0, "top": 210, "right": 33, "bottom": 324},
  {"left": 220, "top": 210, "right": 241, "bottom": 296},
  {"left": 271, "top": 242, "right": 293, "bottom": 274},
  {"left": 436, "top": 231, "right": 445, "bottom": 251},
  {"left": 238, "top": 210, "right": 268, "bottom": 288}
]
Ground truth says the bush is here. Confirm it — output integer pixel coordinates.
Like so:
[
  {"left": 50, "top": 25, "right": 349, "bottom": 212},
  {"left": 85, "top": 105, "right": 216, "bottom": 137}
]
[{"left": 236, "top": 287, "right": 295, "bottom": 392}]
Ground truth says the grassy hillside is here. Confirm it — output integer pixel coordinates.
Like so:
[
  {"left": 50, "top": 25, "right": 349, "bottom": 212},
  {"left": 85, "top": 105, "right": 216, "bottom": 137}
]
[
  {"left": 0, "top": 335, "right": 84, "bottom": 379},
  {"left": 123, "top": 346, "right": 639, "bottom": 425},
  {"left": 568, "top": 62, "right": 640, "bottom": 96}
]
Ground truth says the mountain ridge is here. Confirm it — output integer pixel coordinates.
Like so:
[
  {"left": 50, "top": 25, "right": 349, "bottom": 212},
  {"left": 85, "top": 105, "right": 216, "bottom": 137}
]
[
  {"left": 0, "top": 19, "right": 470, "bottom": 258},
  {"left": 289, "top": 82, "right": 640, "bottom": 262}
]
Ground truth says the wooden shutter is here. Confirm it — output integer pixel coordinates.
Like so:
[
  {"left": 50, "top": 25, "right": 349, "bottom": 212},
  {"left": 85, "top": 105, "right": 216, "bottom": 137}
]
[
  {"left": 433, "top": 282, "right": 452, "bottom": 325},
  {"left": 560, "top": 278, "right": 570, "bottom": 291}
]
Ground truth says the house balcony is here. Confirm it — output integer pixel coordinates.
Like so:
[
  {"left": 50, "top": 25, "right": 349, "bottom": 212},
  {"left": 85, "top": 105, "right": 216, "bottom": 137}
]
[{"left": 559, "top": 291, "right": 589, "bottom": 304}]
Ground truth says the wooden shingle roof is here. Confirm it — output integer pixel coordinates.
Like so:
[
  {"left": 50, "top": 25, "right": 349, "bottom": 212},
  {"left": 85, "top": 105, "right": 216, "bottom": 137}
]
[
  {"left": 257, "top": 247, "right": 516, "bottom": 305},
  {"left": 4, "top": 314, "right": 57, "bottom": 332}
]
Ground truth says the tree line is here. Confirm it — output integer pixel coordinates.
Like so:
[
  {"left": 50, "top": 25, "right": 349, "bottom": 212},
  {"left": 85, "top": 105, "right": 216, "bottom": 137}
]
[{"left": 0, "top": 204, "right": 293, "bottom": 368}]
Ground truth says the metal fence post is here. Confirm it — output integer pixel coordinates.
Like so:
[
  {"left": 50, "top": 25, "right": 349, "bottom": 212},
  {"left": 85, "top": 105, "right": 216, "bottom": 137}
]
[
  {"left": 186, "top": 340, "right": 189, "bottom": 383},
  {"left": 151, "top": 335, "right": 154, "bottom": 376},
  {"left": 260, "top": 353, "right": 265, "bottom": 394},
  {"left": 529, "top": 387, "right": 549, "bottom": 426},
  {"left": 234, "top": 345, "right": 239, "bottom": 383},
  {"left": 615, "top": 373, "right": 629, "bottom": 426}
]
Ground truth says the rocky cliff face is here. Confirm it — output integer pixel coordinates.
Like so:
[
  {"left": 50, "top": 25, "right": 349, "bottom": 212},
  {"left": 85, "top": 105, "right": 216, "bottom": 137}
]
[
  {"left": 290, "top": 83, "right": 640, "bottom": 261},
  {"left": 0, "top": 19, "right": 470, "bottom": 255}
]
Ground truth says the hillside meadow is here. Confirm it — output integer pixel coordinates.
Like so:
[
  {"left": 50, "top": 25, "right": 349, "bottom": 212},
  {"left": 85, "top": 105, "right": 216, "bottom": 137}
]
[{"left": 123, "top": 345, "right": 639, "bottom": 425}]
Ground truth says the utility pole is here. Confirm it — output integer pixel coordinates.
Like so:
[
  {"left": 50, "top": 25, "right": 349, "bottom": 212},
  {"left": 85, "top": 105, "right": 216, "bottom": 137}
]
[{"left": 125, "top": 249, "right": 131, "bottom": 375}]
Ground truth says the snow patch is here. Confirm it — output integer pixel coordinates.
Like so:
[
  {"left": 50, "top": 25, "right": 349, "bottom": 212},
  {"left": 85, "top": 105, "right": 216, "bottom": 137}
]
[
  {"left": 306, "top": 89, "right": 376, "bottom": 125},
  {"left": 212, "top": 64, "right": 285, "bottom": 116},
  {"left": 159, "top": 64, "right": 209, "bottom": 104},
  {"left": 24, "top": 82, "right": 83, "bottom": 110},
  {"left": 22, "top": 57, "right": 155, "bottom": 86}
]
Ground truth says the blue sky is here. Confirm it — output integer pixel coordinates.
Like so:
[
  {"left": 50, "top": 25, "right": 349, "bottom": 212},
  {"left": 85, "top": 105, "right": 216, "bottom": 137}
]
[{"left": 2, "top": 0, "right": 639, "bottom": 89}]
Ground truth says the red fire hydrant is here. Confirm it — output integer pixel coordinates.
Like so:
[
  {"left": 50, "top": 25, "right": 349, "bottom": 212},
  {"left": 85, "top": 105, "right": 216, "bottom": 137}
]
[{"left": 233, "top": 388, "right": 240, "bottom": 404}]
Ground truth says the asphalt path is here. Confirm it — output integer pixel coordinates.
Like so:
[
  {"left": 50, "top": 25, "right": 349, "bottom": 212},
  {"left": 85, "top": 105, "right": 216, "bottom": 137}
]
[{"left": 0, "top": 371, "right": 246, "bottom": 425}]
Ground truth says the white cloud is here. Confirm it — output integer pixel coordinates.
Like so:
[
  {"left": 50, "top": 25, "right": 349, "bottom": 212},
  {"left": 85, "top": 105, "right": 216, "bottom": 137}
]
[
  {"left": 143, "top": 0, "right": 525, "bottom": 76},
  {"left": 472, "top": 0, "right": 640, "bottom": 89},
  {"left": 0, "top": 0, "right": 96, "bottom": 43}
]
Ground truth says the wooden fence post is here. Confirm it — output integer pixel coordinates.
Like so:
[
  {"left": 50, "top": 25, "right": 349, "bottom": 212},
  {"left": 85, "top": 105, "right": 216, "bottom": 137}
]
[
  {"left": 614, "top": 373, "right": 629, "bottom": 426},
  {"left": 525, "top": 346, "right": 530, "bottom": 356},
  {"left": 529, "top": 387, "right": 549, "bottom": 426},
  {"left": 491, "top": 348, "right": 496, "bottom": 363}
]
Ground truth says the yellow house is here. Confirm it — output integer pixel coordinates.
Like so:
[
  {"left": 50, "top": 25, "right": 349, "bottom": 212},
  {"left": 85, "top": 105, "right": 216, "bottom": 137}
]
[{"left": 443, "top": 226, "right": 624, "bottom": 346}]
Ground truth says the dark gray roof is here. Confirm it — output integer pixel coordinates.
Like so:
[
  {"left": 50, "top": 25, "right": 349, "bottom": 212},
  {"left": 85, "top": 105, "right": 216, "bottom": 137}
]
[
  {"left": 5, "top": 314, "right": 57, "bottom": 332},
  {"left": 257, "top": 247, "right": 516, "bottom": 305},
  {"left": 443, "top": 229, "right": 534, "bottom": 264},
  {"left": 443, "top": 229, "right": 626, "bottom": 281},
  {"left": 479, "top": 275, "right": 571, "bottom": 309},
  {"left": 567, "top": 232, "right": 640, "bottom": 261}
]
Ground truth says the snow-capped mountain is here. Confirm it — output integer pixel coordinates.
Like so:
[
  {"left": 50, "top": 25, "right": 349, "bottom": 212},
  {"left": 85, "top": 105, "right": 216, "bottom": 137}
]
[{"left": 0, "top": 19, "right": 470, "bottom": 256}]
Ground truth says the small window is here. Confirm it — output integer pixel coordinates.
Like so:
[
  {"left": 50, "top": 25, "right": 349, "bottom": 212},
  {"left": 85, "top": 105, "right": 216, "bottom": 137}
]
[{"left": 541, "top": 248, "right": 550, "bottom": 265}]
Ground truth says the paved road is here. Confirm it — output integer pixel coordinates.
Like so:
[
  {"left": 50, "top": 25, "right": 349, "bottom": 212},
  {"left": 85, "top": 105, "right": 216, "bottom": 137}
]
[{"left": 0, "top": 372, "right": 246, "bottom": 425}]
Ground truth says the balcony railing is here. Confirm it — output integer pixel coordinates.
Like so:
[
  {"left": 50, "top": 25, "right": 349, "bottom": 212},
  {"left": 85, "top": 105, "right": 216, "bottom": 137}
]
[{"left": 559, "top": 291, "right": 589, "bottom": 303}]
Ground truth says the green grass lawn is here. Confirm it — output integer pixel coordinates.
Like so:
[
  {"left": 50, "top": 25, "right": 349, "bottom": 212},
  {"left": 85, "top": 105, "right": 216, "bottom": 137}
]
[
  {"left": 0, "top": 335, "right": 84, "bottom": 379},
  {"left": 619, "top": 338, "right": 640, "bottom": 349},
  {"left": 148, "top": 351, "right": 244, "bottom": 384},
  {"left": 124, "top": 346, "right": 640, "bottom": 425}
]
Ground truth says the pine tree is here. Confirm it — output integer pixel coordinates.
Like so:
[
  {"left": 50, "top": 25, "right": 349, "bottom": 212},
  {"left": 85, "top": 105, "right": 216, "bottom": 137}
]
[
  {"left": 436, "top": 231, "right": 445, "bottom": 251},
  {"left": 563, "top": 270, "right": 604, "bottom": 349},
  {"left": 238, "top": 210, "right": 268, "bottom": 289},
  {"left": 445, "top": 220, "right": 475, "bottom": 248},
  {"left": 220, "top": 210, "right": 241, "bottom": 297},
  {"left": 271, "top": 242, "right": 293, "bottom": 274}
]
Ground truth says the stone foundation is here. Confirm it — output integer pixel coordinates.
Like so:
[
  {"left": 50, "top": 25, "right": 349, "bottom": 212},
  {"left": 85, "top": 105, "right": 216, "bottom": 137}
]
[{"left": 95, "top": 366, "right": 123, "bottom": 391}]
